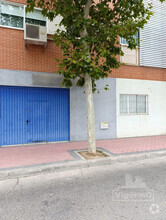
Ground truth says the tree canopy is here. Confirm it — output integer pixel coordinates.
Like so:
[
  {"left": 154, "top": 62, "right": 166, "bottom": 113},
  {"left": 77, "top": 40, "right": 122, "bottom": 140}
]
[{"left": 26, "top": 0, "right": 155, "bottom": 91}]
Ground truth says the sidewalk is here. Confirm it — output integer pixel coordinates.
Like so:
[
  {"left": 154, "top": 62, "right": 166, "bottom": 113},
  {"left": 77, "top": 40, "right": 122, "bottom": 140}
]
[{"left": 1, "top": 135, "right": 166, "bottom": 172}]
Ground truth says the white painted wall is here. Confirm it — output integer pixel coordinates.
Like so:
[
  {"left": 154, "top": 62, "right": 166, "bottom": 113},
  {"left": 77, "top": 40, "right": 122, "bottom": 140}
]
[
  {"left": 116, "top": 78, "right": 166, "bottom": 138},
  {"left": 47, "top": 15, "right": 65, "bottom": 35}
]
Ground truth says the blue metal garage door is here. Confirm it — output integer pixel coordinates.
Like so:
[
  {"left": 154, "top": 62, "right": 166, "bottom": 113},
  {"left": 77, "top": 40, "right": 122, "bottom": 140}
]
[{"left": 0, "top": 86, "right": 70, "bottom": 146}]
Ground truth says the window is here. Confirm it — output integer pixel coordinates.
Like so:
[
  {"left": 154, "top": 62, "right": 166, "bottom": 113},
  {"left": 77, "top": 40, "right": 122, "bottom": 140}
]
[
  {"left": 120, "top": 32, "right": 139, "bottom": 45},
  {"left": 0, "top": 1, "right": 46, "bottom": 29},
  {"left": 120, "top": 94, "right": 148, "bottom": 115},
  {"left": 0, "top": 3, "right": 24, "bottom": 28},
  {"left": 25, "top": 9, "right": 46, "bottom": 26}
]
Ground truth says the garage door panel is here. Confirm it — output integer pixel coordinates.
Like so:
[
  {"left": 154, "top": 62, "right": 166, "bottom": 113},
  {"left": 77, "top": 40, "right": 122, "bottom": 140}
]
[
  {"left": 0, "top": 87, "right": 26, "bottom": 146},
  {"left": 0, "top": 86, "right": 70, "bottom": 146},
  {"left": 26, "top": 101, "right": 48, "bottom": 143}
]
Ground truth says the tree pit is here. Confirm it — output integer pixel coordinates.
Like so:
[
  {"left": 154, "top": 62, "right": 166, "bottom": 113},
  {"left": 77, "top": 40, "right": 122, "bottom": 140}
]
[{"left": 78, "top": 150, "right": 109, "bottom": 160}]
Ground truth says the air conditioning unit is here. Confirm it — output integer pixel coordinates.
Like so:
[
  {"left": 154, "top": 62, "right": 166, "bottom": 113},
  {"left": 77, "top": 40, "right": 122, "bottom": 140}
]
[{"left": 24, "top": 23, "right": 47, "bottom": 47}]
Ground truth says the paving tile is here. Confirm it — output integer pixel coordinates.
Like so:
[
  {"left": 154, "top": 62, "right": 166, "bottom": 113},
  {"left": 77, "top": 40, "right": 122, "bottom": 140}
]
[{"left": 1, "top": 135, "right": 166, "bottom": 169}]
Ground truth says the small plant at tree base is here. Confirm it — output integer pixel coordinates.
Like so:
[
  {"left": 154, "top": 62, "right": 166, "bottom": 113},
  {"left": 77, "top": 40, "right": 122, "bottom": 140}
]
[
  {"left": 98, "top": 149, "right": 103, "bottom": 153},
  {"left": 26, "top": 0, "right": 164, "bottom": 154}
]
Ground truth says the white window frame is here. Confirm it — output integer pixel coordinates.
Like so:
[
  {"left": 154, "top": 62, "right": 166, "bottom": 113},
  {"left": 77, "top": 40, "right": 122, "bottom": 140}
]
[
  {"left": 120, "top": 32, "right": 140, "bottom": 46},
  {"left": 0, "top": 1, "right": 24, "bottom": 30},
  {"left": 0, "top": 1, "right": 46, "bottom": 30},
  {"left": 24, "top": 5, "right": 47, "bottom": 28},
  {"left": 120, "top": 94, "right": 148, "bottom": 115},
  {"left": 120, "top": 37, "right": 128, "bottom": 46}
]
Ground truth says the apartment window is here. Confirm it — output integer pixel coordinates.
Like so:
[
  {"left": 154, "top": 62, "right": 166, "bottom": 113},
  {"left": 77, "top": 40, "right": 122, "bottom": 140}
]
[
  {"left": 0, "top": 1, "right": 46, "bottom": 29},
  {"left": 25, "top": 9, "right": 46, "bottom": 26},
  {"left": 120, "top": 32, "right": 139, "bottom": 45},
  {"left": 0, "top": 3, "right": 24, "bottom": 28},
  {"left": 120, "top": 94, "right": 148, "bottom": 115}
]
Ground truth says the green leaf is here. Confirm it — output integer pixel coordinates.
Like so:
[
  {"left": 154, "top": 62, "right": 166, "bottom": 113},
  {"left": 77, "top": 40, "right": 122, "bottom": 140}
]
[
  {"left": 26, "top": 0, "right": 155, "bottom": 91},
  {"left": 76, "top": 77, "right": 85, "bottom": 87}
]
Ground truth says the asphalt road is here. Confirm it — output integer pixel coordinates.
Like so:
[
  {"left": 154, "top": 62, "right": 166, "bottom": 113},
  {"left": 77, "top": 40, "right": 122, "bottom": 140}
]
[{"left": 0, "top": 156, "right": 166, "bottom": 220}]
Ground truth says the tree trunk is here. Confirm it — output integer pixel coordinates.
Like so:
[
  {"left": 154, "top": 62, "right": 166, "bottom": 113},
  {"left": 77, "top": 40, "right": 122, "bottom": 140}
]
[
  {"left": 79, "top": 0, "right": 96, "bottom": 154},
  {"left": 84, "top": 74, "right": 96, "bottom": 154}
]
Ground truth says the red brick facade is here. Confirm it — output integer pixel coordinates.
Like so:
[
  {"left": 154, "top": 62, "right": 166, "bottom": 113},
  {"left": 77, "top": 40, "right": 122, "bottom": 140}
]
[
  {"left": 1, "top": 0, "right": 166, "bottom": 81},
  {"left": 111, "top": 65, "right": 166, "bottom": 82},
  {"left": 0, "top": 27, "right": 61, "bottom": 73}
]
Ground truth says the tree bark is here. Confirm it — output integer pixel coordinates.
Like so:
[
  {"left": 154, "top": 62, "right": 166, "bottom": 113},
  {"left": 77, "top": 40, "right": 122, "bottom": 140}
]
[
  {"left": 84, "top": 73, "right": 96, "bottom": 154},
  {"left": 80, "top": 0, "right": 96, "bottom": 154}
]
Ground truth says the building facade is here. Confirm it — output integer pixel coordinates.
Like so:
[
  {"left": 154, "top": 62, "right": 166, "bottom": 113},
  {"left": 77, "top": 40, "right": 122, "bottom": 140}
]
[{"left": 0, "top": 0, "right": 166, "bottom": 146}]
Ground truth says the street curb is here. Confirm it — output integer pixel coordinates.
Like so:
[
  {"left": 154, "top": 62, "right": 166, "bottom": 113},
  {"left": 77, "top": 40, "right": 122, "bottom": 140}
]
[{"left": 0, "top": 150, "right": 166, "bottom": 180}]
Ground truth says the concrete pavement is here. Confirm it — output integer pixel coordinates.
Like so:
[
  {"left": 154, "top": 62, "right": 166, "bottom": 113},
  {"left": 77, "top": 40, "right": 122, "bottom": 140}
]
[{"left": 0, "top": 155, "right": 166, "bottom": 220}]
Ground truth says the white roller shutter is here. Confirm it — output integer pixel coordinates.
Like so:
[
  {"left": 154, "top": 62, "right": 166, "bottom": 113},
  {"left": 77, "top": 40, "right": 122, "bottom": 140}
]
[{"left": 140, "top": 0, "right": 166, "bottom": 68}]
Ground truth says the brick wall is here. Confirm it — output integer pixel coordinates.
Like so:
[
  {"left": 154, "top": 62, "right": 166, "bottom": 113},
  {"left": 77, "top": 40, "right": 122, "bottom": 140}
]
[
  {"left": 6, "top": 0, "right": 24, "bottom": 3},
  {"left": 0, "top": 27, "right": 62, "bottom": 73},
  {"left": 111, "top": 65, "right": 166, "bottom": 82}
]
